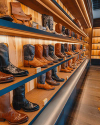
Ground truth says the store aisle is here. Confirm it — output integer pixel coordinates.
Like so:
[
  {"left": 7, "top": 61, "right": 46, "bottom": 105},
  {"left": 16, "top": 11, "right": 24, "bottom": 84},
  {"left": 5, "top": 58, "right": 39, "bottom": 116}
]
[{"left": 66, "top": 66, "right": 100, "bottom": 125}]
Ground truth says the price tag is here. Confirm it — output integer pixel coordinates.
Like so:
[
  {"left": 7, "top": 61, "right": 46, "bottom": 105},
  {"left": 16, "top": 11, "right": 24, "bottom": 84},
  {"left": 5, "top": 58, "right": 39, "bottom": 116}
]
[
  {"left": 35, "top": 67, "right": 41, "bottom": 73},
  {"left": 66, "top": 76, "right": 69, "bottom": 80},
  {"left": 43, "top": 98, "right": 48, "bottom": 106}
]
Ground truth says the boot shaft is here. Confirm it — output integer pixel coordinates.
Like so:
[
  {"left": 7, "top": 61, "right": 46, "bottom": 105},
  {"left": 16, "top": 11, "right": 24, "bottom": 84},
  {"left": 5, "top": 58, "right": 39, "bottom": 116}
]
[
  {"left": 23, "top": 44, "right": 35, "bottom": 61},
  {"left": 72, "top": 44, "right": 75, "bottom": 52},
  {"left": 52, "top": 67, "right": 57, "bottom": 76},
  {"left": 61, "top": 44, "right": 65, "bottom": 53},
  {"left": 13, "top": 84, "right": 25, "bottom": 102},
  {"left": 43, "top": 45, "right": 49, "bottom": 57},
  {"left": 0, "top": 93, "right": 11, "bottom": 113},
  {"left": 48, "top": 45, "right": 55, "bottom": 56},
  {"left": 55, "top": 23, "right": 62, "bottom": 34},
  {"left": 37, "top": 73, "right": 46, "bottom": 84},
  {"left": 61, "top": 63, "right": 65, "bottom": 69},
  {"left": 46, "top": 70, "right": 52, "bottom": 80},
  {"left": 64, "top": 44, "right": 68, "bottom": 52},
  {"left": 55, "top": 43, "right": 61, "bottom": 55},
  {"left": 0, "top": 0, "right": 8, "bottom": 15},
  {"left": 35, "top": 44, "right": 43, "bottom": 58},
  {"left": 0, "top": 43, "right": 9, "bottom": 67},
  {"left": 62, "top": 26, "right": 65, "bottom": 35}
]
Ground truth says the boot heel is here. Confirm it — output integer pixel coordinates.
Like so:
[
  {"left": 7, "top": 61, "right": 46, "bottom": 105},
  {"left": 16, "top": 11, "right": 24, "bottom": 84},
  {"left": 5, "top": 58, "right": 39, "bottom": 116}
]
[{"left": 0, "top": 118, "right": 5, "bottom": 122}]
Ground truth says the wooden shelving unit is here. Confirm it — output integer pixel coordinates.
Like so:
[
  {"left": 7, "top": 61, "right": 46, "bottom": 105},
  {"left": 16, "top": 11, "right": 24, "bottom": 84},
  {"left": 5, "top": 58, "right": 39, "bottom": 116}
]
[
  {"left": 17, "top": 0, "right": 88, "bottom": 38},
  {"left": 0, "top": 19, "right": 84, "bottom": 43},
  {"left": 0, "top": 58, "right": 87, "bottom": 125}
]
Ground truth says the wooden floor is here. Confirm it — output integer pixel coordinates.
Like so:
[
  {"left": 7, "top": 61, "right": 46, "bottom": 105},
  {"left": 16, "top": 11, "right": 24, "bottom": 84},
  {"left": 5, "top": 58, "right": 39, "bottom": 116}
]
[{"left": 66, "top": 66, "right": 100, "bottom": 125}]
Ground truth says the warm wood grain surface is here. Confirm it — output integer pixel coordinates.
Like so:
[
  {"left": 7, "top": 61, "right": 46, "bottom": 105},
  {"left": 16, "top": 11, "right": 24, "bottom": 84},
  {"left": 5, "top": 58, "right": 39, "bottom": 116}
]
[{"left": 66, "top": 66, "right": 100, "bottom": 125}]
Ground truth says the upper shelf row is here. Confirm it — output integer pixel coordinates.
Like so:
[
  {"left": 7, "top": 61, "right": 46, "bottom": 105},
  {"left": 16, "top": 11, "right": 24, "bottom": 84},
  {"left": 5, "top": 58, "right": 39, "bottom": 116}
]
[{"left": 7, "top": 0, "right": 88, "bottom": 38}]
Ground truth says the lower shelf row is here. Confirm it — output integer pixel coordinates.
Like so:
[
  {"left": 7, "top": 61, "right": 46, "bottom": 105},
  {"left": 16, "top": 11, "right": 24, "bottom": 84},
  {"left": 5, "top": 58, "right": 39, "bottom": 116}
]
[{"left": 0, "top": 57, "right": 87, "bottom": 125}]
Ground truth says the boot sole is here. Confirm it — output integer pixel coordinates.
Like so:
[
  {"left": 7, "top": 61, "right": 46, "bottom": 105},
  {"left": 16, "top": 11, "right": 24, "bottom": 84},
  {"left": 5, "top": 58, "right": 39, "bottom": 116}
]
[
  {"left": 0, "top": 118, "right": 28, "bottom": 125},
  {"left": 0, "top": 78, "right": 14, "bottom": 84}
]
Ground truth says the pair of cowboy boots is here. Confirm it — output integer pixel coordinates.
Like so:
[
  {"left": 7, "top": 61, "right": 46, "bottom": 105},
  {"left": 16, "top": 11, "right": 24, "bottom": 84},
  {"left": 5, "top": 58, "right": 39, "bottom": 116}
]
[
  {"left": 64, "top": 44, "right": 73, "bottom": 56},
  {"left": 48, "top": 45, "right": 62, "bottom": 61},
  {"left": 55, "top": 43, "right": 65, "bottom": 58},
  {"left": 43, "top": 45, "right": 57, "bottom": 63},
  {"left": 37, "top": 67, "right": 64, "bottom": 90},
  {"left": 0, "top": 43, "right": 28, "bottom": 77},
  {"left": 60, "top": 63, "right": 71, "bottom": 73},
  {"left": 24, "top": 44, "right": 53, "bottom": 68},
  {"left": 11, "top": 2, "right": 32, "bottom": 27},
  {"left": 0, "top": 0, "right": 13, "bottom": 21}
]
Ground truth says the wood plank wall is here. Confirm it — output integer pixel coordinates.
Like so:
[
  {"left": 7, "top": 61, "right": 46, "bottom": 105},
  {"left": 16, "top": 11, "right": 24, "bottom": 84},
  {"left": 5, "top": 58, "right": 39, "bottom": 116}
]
[{"left": 1, "top": 0, "right": 85, "bottom": 102}]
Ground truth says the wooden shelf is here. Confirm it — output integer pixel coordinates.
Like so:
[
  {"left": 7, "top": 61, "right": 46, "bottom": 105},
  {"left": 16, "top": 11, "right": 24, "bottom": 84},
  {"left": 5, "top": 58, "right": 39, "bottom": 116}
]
[
  {"left": 60, "top": 0, "right": 92, "bottom": 28},
  {"left": 92, "top": 49, "right": 100, "bottom": 50},
  {"left": 1, "top": 58, "right": 87, "bottom": 125},
  {"left": 17, "top": 0, "right": 88, "bottom": 38},
  {"left": 0, "top": 54, "right": 80, "bottom": 96},
  {"left": 92, "top": 43, "right": 100, "bottom": 44},
  {"left": 91, "top": 56, "right": 100, "bottom": 59},
  {"left": 0, "top": 19, "right": 84, "bottom": 43}
]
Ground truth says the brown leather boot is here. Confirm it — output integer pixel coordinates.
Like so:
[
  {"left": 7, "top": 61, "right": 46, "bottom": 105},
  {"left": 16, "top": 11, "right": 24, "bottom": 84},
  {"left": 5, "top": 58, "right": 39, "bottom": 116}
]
[
  {"left": 55, "top": 23, "right": 62, "bottom": 34},
  {"left": 64, "top": 44, "right": 73, "bottom": 56},
  {"left": 35, "top": 44, "right": 53, "bottom": 65},
  {"left": 46, "top": 70, "right": 60, "bottom": 86},
  {"left": 0, "top": 93, "right": 28, "bottom": 124},
  {"left": 23, "top": 44, "right": 47, "bottom": 68},
  {"left": 55, "top": 43, "right": 65, "bottom": 58},
  {"left": 60, "top": 63, "right": 71, "bottom": 73},
  {"left": 0, "top": 71, "right": 14, "bottom": 83},
  {"left": 37, "top": 73, "right": 55, "bottom": 90},
  {"left": 43, "top": 45, "right": 54, "bottom": 64}
]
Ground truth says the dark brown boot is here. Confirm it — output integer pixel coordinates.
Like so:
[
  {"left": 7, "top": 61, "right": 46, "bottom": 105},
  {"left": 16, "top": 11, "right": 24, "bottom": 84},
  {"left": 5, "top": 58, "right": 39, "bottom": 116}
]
[
  {"left": 0, "top": 93, "right": 28, "bottom": 124},
  {"left": 43, "top": 45, "right": 54, "bottom": 64},
  {"left": 46, "top": 70, "right": 60, "bottom": 86},
  {"left": 35, "top": 44, "right": 53, "bottom": 65},
  {"left": 55, "top": 43, "right": 65, "bottom": 58},
  {"left": 0, "top": 71, "right": 14, "bottom": 83}
]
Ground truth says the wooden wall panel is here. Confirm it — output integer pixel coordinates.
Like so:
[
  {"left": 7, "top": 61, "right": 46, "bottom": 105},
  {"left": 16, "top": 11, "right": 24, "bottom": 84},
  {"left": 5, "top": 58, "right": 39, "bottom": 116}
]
[{"left": 93, "top": 29, "right": 100, "bottom": 37}]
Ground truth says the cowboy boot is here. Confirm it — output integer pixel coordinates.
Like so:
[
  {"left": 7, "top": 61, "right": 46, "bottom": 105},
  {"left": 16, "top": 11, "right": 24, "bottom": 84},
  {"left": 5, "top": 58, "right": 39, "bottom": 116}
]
[
  {"left": 65, "top": 29, "right": 72, "bottom": 38},
  {"left": 48, "top": 45, "right": 62, "bottom": 62},
  {"left": 61, "top": 44, "right": 68, "bottom": 57},
  {"left": 64, "top": 44, "right": 72, "bottom": 56},
  {"left": 62, "top": 26, "right": 66, "bottom": 35},
  {"left": 66, "top": 61, "right": 73, "bottom": 71},
  {"left": 68, "top": 44, "right": 74, "bottom": 55},
  {"left": 55, "top": 23, "right": 62, "bottom": 34},
  {"left": 37, "top": 73, "right": 55, "bottom": 90},
  {"left": 35, "top": 44, "right": 53, "bottom": 65},
  {"left": 43, "top": 45, "right": 54, "bottom": 64},
  {"left": 0, "top": 43, "right": 29, "bottom": 77},
  {"left": 72, "top": 44, "right": 78, "bottom": 54},
  {"left": 55, "top": 43, "right": 65, "bottom": 58},
  {"left": 68, "top": 60, "right": 74, "bottom": 70},
  {"left": 52, "top": 67, "right": 64, "bottom": 82},
  {"left": 0, "top": 71, "right": 14, "bottom": 83},
  {"left": 46, "top": 70, "right": 60, "bottom": 86},
  {"left": 13, "top": 84, "right": 39, "bottom": 112},
  {"left": 23, "top": 44, "right": 47, "bottom": 68},
  {"left": 0, "top": 0, "right": 13, "bottom": 21},
  {"left": 60, "top": 63, "right": 71, "bottom": 73},
  {"left": 0, "top": 93, "right": 28, "bottom": 124}
]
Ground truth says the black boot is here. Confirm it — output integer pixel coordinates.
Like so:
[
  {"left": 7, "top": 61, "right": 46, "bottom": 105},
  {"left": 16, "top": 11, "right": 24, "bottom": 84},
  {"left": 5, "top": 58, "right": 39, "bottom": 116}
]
[
  {"left": 52, "top": 67, "right": 64, "bottom": 82},
  {"left": 48, "top": 45, "right": 63, "bottom": 61},
  {"left": 0, "top": 43, "right": 28, "bottom": 77},
  {"left": 13, "top": 84, "right": 39, "bottom": 112},
  {"left": 61, "top": 44, "right": 68, "bottom": 57},
  {"left": 72, "top": 44, "right": 78, "bottom": 54}
]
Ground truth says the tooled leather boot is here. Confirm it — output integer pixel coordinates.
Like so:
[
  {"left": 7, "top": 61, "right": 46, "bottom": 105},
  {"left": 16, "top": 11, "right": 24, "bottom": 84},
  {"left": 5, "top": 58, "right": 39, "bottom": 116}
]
[
  {"left": 0, "top": 93, "right": 28, "bottom": 124},
  {"left": 37, "top": 73, "right": 55, "bottom": 90},
  {"left": 0, "top": 0, "right": 13, "bottom": 21},
  {"left": 13, "top": 84, "right": 39, "bottom": 112},
  {"left": 61, "top": 44, "right": 68, "bottom": 57},
  {"left": 55, "top": 43, "right": 65, "bottom": 58},
  {"left": 23, "top": 44, "right": 47, "bottom": 68},
  {"left": 35, "top": 44, "right": 53, "bottom": 65},
  {"left": 43, "top": 45, "right": 54, "bottom": 64},
  {"left": 48, "top": 45, "right": 62, "bottom": 62},
  {"left": 52, "top": 67, "right": 64, "bottom": 82},
  {"left": 0, "top": 43, "right": 29, "bottom": 77},
  {"left": 55, "top": 23, "right": 62, "bottom": 34},
  {"left": 46, "top": 70, "right": 60, "bottom": 86},
  {"left": 60, "top": 63, "right": 71, "bottom": 73}
]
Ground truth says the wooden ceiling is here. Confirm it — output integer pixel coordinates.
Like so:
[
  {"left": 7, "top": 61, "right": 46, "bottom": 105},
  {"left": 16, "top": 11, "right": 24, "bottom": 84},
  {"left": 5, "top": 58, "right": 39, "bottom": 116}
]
[{"left": 60, "top": 0, "right": 93, "bottom": 28}]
